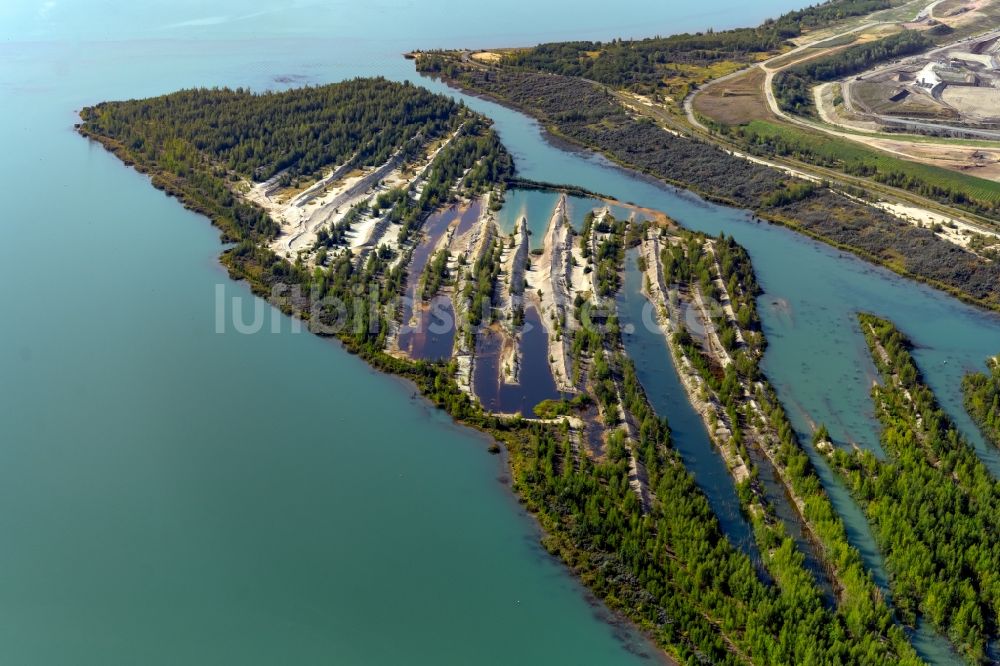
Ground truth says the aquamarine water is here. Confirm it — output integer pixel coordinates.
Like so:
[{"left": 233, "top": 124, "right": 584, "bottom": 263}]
[
  {"left": 616, "top": 250, "right": 761, "bottom": 561},
  {"left": 495, "top": 189, "right": 630, "bottom": 247},
  {"left": 464, "top": 94, "right": 992, "bottom": 664},
  {"left": 3, "top": 0, "right": 996, "bottom": 663}
]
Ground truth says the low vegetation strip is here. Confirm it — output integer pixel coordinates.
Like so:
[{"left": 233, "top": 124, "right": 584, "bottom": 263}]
[
  {"left": 415, "top": 60, "right": 1000, "bottom": 311},
  {"left": 732, "top": 120, "right": 1000, "bottom": 211}
]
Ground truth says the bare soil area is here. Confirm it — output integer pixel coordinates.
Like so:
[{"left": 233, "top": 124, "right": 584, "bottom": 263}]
[
  {"left": 941, "top": 86, "right": 1000, "bottom": 121},
  {"left": 693, "top": 67, "right": 772, "bottom": 125}
]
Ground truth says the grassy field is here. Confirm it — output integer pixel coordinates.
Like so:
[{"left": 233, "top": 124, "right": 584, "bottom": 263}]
[
  {"left": 739, "top": 120, "right": 1000, "bottom": 205},
  {"left": 936, "top": 0, "right": 968, "bottom": 13}
]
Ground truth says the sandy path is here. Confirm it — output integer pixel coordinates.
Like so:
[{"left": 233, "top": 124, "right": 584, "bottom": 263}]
[
  {"left": 531, "top": 195, "right": 576, "bottom": 392},
  {"left": 638, "top": 235, "right": 750, "bottom": 484}
]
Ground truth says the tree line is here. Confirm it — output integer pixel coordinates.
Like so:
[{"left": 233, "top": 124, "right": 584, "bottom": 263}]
[
  {"left": 81, "top": 78, "right": 459, "bottom": 183},
  {"left": 774, "top": 30, "right": 932, "bottom": 115},
  {"left": 497, "top": 0, "right": 891, "bottom": 92},
  {"left": 549, "top": 223, "right": 922, "bottom": 664},
  {"left": 78, "top": 78, "right": 466, "bottom": 241},
  {"left": 662, "top": 232, "right": 934, "bottom": 663},
  {"left": 83, "top": 75, "right": 933, "bottom": 665}
]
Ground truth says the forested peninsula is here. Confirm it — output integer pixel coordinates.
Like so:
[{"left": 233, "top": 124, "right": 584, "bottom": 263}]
[{"left": 79, "top": 69, "right": 1000, "bottom": 663}]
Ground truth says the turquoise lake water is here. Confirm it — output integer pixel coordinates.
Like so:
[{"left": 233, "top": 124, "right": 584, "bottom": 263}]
[
  {"left": 495, "top": 189, "right": 631, "bottom": 248},
  {"left": 2, "top": 0, "right": 997, "bottom": 663}
]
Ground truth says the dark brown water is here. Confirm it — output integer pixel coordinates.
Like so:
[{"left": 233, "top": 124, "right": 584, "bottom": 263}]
[
  {"left": 407, "top": 299, "right": 457, "bottom": 361},
  {"left": 453, "top": 199, "right": 483, "bottom": 238},
  {"left": 473, "top": 306, "right": 562, "bottom": 416},
  {"left": 397, "top": 205, "right": 460, "bottom": 359}
]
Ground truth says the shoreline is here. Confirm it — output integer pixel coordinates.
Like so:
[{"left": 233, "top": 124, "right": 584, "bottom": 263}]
[
  {"left": 634, "top": 231, "right": 920, "bottom": 651},
  {"left": 76, "top": 74, "right": 945, "bottom": 663},
  {"left": 79, "top": 119, "right": 688, "bottom": 662},
  {"left": 418, "top": 66, "right": 1000, "bottom": 317}
]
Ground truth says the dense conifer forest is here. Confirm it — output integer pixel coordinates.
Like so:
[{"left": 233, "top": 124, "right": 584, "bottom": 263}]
[
  {"left": 828, "top": 315, "right": 1000, "bottom": 662},
  {"left": 78, "top": 78, "right": 485, "bottom": 241}
]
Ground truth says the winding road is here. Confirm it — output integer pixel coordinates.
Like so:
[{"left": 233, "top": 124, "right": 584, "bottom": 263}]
[{"left": 675, "top": 0, "right": 1000, "bottom": 240}]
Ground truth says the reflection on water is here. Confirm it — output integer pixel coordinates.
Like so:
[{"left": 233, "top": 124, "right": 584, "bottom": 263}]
[
  {"left": 474, "top": 306, "right": 562, "bottom": 416},
  {"left": 496, "top": 189, "right": 633, "bottom": 248},
  {"left": 406, "top": 298, "right": 456, "bottom": 362},
  {"left": 396, "top": 205, "right": 460, "bottom": 360},
  {"left": 453, "top": 199, "right": 483, "bottom": 238},
  {"left": 744, "top": 443, "right": 836, "bottom": 603}
]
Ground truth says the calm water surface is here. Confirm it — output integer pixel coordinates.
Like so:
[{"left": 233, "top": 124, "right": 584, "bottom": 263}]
[
  {"left": 616, "top": 250, "right": 761, "bottom": 564},
  {"left": 2, "top": 0, "right": 995, "bottom": 663},
  {"left": 394, "top": 205, "right": 457, "bottom": 361}
]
